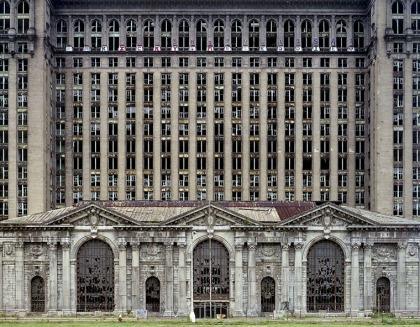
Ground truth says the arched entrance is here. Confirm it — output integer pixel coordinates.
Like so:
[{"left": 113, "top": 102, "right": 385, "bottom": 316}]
[
  {"left": 376, "top": 277, "right": 391, "bottom": 313},
  {"left": 261, "top": 276, "right": 275, "bottom": 313},
  {"left": 306, "top": 240, "right": 345, "bottom": 312},
  {"left": 30, "top": 276, "right": 45, "bottom": 312},
  {"left": 193, "top": 239, "right": 230, "bottom": 318},
  {"left": 145, "top": 277, "right": 160, "bottom": 312},
  {"left": 76, "top": 239, "right": 114, "bottom": 312}
]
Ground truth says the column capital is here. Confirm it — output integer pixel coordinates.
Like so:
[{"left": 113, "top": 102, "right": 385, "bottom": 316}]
[
  {"left": 164, "top": 241, "right": 174, "bottom": 249},
  {"left": 234, "top": 241, "right": 244, "bottom": 250},
  {"left": 294, "top": 242, "right": 304, "bottom": 250},
  {"left": 281, "top": 243, "right": 290, "bottom": 251},
  {"left": 61, "top": 239, "right": 71, "bottom": 249},
  {"left": 118, "top": 239, "right": 127, "bottom": 250},
  {"left": 47, "top": 241, "right": 57, "bottom": 251},
  {"left": 351, "top": 242, "right": 361, "bottom": 250},
  {"left": 248, "top": 242, "right": 257, "bottom": 251},
  {"left": 364, "top": 242, "right": 373, "bottom": 250},
  {"left": 131, "top": 239, "right": 141, "bottom": 248},
  {"left": 16, "top": 239, "right": 24, "bottom": 249},
  {"left": 398, "top": 241, "right": 408, "bottom": 250},
  {"left": 178, "top": 242, "right": 187, "bottom": 249}
]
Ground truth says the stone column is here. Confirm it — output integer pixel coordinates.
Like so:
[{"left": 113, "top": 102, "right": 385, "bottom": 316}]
[
  {"left": 280, "top": 244, "right": 289, "bottom": 310},
  {"left": 117, "top": 71, "right": 127, "bottom": 200},
  {"left": 170, "top": 70, "right": 179, "bottom": 200},
  {"left": 397, "top": 242, "right": 407, "bottom": 312},
  {"left": 62, "top": 240, "right": 71, "bottom": 313},
  {"left": 178, "top": 243, "right": 187, "bottom": 315},
  {"left": 0, "top": 244, "right": 3, "bottom": 311},
  {"left": 294, "top": 242, "right": 303, "bottom": 314},
  {"left": 152, "top": 71, "right": 161, "bottom": 199},
  {"left": 188, "top": 72, "right": 197, "bottom": 200},
  {"left": 206, "top": 71, "right": 215, "bottom": 200},
  {"left": 135, "top": 71, "right": 144, "bottom": 200},
  {"left": 234, "top": 242, "right": 244, "bottom": 316},
  {"left": 295, "top": 73, "right": 303, "bottom": 201},
  {"left": 277, "top": 71, "right": 285, "bottom": 200},
  {"left": 99, "top": 71, "right": 108, "bottom": 200},
  {"left": 330, "top": 71, "right": 338, "bottom": 201},
  {"left": 118, "top": 240, "right": 127, "bottom": 312},
  {"left": 131, "top": 241, "right": 140, "bottom": 310},
  {"left": 259, "top": 72, "right": 268, "bottom": 200},
  {"left": 224, "top": 72, "right": 233, "bottom": 200},
  {"left": 312, "top": 72, "right": 321, "bottom": 201},
  {"left": 164, "top": 242, "right": 174, "bottom": 316},
  {"left": 363, "top": 243, "right": 373, "bottom": 314},
  {"left": 351, "top": 242, "right": 360, "bottom": 316},
  {"left": 48, "top": 241, "right": 58, "bottom": 312},
  {"left": 82, "top": 70, "right": 91, "bottom": 200},
  {"left": 15, "top": 241, "right": 24, "bottom": 312},
  {"left": 242, "top": 71, "right": 250, "bottom": 200},
  {"left": 247, "top": 242, "right": 257, "bottom": 316}
]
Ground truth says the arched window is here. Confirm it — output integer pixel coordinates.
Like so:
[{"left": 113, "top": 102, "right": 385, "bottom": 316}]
[
  {"left": 266, "top": 19, "right": 277, "bottom": 48},
  {"left": 307, "top": 240, "right": 345, "bottom": 312},
  {"left": 284, "top": 20, "right": 294, "bottom": 48},
  {"left": 412, "top": 1, "right": 420, "bottom": 33},
  {"left": 214, "top": 19, "right": 224, "bottom": 49},
  {"left": 261, "top": 277, "right": 275, "bottom": 313},
  {"left": 56, "top": 20, "right": 67, "bottom": 48},
  {"left": 376, "top": 277, "right": 391, "bottom": 313},
  {"left": 196, "top": 20, "right": 207, "bottom": 51},
  {"left": 178, "top": 20, "right": 189, "bottom": 49},
  {"left": 0, "top": 1, "right": 10, "bottom": 34},
  {"left": 143, "top": 20, "right": 154, "bottom": 49},
  {"left": 231, "top": 20, "right": 242, "bottom": 49},
  {"left": 108, "top": 20, "right": 120, "bottom": 51},
  {"left": 336, "top": 20, "right": 347, "bottom": 49},
  {"left": 77, "top": 240, "right": 114, "bottom": 312},
  {"left": 353, "top": 20, "right": 364, "bottom": 49},
  {"left": 392, "top": 1, "right": 404, "bottom": 34},
  {"left": 73, "top": 19, "right": 85, "bottom": 49},
  {"left": 249, "top": 19, "right": 259, "bottom": 50},
  {"left": 193, "top": 239, "right": 229, "bottom": 318},
  {"left": 301, "top": 20, "right": 312, "bottom": 49},
  {"left": 145, "top": 277, "right": 160, "bottom": 312},
  {"left": 17, "top": 0, "right": 29, "bottom": 34},
  {"left": 91, "top": 19, "right": 102, "bottom": 49},
  {"left": 31, "top": 276, "right": 45, "bottom": 312},
  {"left": 161, "top": 19, "right": 172, "bottom": 49},
  {"left": 126, "top": 19, "right": 137, "bottom": 49},
  {"left": 319, "top": 20, "right": 330, "bottom": 49}
]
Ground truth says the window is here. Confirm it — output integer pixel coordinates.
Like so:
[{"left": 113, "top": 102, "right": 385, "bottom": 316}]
[
  {"left": 161, "top": 19, "right": 172, "bottom": 49},
  {"left": 266, "top": 19, "right": 277, "bottom": 48},
  {"left": 108, "top": 20, "right": 120, "bottom": 51},
  {"left": 179, "top": 20, "right": 189, "bottom": 49},
  {"left": 249, "top": 19, "right": 259, "bottom": 50},
  {"left": 284, "top": 20, "right": 294, "bottom": 48},
  {"left": 91, "top": 19, "right": 102, "bottom": 49},
  {"left": 214, "top": 19, "right": 224, "bottom": 49},
  {"left": 392, "top": 1, "right": 404, "bottom": 34},
  {"left": 143, "top": 20, "right": 154, "bottom": 49},
  {"left": 301, "top": 20, "right": 312, "bottom": 49},
  {"left": 0, "top": 1, "right": 10, "bottom": 34},
  {"left": 17, "top": 0, "right": 29, "bottom": 34},
  {"left": 336, "top": 20, "right": 347, "bottom": 49},
  {"left": 231, "top": 20, "right": 242, "bottom": 50},
  {"left": 73, "top": 19, "right": 85, "bottom": 48},
  {"left": 196, "top": 20, "right": 207, "bottom": 51},
  {"left": 126, "top": 19, "right": 137, "bottom": 49},
  {"left": 353, "top": 21, "right": 364, "bottom": 49},
  {"left": 319, "top": 20, "right": 330, "bottom": 48}
]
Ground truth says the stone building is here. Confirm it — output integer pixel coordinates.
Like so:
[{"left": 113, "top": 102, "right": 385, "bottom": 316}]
[
  {"left": 0, "top": 201, "right": 420, "bottom": 317},
  {"left": 0, "top": 0, "right": 415, "bottom": 220}
]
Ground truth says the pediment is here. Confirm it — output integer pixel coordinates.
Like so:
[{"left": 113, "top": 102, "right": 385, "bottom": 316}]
[
  {"left": 46, "top": 204, "right": 141, "bottom": 227},
  {"left": 279, "top": 203, "right": 376, "bottom": 227},
  {"left": 163, "top": 204, "right": 261, "bottom": 226}
]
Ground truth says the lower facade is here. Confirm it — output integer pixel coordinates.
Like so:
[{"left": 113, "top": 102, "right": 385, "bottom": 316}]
[{"left": 0, "top": 201, "right": 419, "bottom": 317}]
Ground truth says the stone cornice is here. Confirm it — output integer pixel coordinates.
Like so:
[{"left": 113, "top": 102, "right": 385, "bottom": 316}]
[{"left": 52, "top": 0, "right": 369, "bottom": 13}]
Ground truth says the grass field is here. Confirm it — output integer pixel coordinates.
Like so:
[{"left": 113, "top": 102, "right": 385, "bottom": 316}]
[{"left": 0, "top": 318, "right": 419, "bottom": 327}]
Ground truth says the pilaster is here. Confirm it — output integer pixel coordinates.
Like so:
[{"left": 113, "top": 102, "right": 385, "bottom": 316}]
[
  {"left": 118, "top": 240, "right": 127, "bottom": 313},
  {"left": 131, "top": 240, "right": 140, "bottom": 310},
  {"left": 397, "top": 242, "right": 407, "bottom": 313},
  {"left": 163, "top": 242, "right": 174, "bottom": 316},
  {"left": 247, "top": 242, "right": 257, "bottom": 316},
  {"left": 48, "top": 241, "right": 58, "bottom": 313},
  {"left": 294, "top": 242, "right": 303, "bottom": 314},
  {"left": 15, "top": 240, "right": 24, "bottom": 312},
  {"left": 178, "top": 243, "right": 188, "bottom": 315},
  {"left": 351, "top": 242, "right": 360, "bottom": 316},
  {"left": 363, "top": 243, "right": 373, "bottom": 315},
  {"left": 62, "top": 240, "right": 71, "bottom": 313},
  {"left": 234, "top": 241, "right": 244, "bottom": 316}
]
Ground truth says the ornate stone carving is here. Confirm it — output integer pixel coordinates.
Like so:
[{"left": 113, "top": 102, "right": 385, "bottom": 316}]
[
  {"left": 408, "top": 244, "right": 418, "bottom": 257},
  {"left": 373, "top": 244, "right": 397, "bottom": 261},
  {"left": 3, "top": 243, "right": 14, "bottom": 256},
  {"left": 141, "top": 243, "right": 163, "bottom": 260},
  {"left": 29, "top": 244, "right": 43, "bottom": 258}
]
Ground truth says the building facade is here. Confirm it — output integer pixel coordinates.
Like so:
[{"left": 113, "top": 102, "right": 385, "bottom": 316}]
[
  {"left": 0, "top": 201, "right": 420, "bottom": 317},
  {"left": 0, "top": 0, "right": 413, "bottom": 220}
]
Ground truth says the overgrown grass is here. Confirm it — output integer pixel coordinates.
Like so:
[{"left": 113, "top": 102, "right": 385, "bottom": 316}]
[{"left": 1, "top": 318, "right": 420, "bottom": 327}]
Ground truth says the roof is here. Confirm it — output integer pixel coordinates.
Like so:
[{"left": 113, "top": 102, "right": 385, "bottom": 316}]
[{"left": 1, "top": 201, "right": 419, "bottom": 228}]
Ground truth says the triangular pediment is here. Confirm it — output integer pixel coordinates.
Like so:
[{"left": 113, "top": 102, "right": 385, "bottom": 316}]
[
  {"left": 163, "top": 204, "right": 261, "bottom": 226},
  {"left": 279, "top": 203, "right": 377, "bottom": 227},
  {"left": 46, "top": 203, "right": 141, "bottom": 226}
]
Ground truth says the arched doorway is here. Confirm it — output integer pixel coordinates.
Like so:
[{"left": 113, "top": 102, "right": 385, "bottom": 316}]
[
  {"left": 30, "top": 276, "right": 45, "bottom": 312},
  {"left": 76, "top": 239, "right": 114, "bottom": 312},
  {"left": 145, "top": 277, "right": 160, "bottom": 312},
  {"left": 193, "top": 239, "right": 230, "bottom": 318},
  {"left": 376, "top": 277, "right": 391, "bottom": 313},
  {"left": 306, "top": 240, "right": 345, "bottom": 312},
  {"left": 261, "top": 276, "right": 275, "bottom": 313}
]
